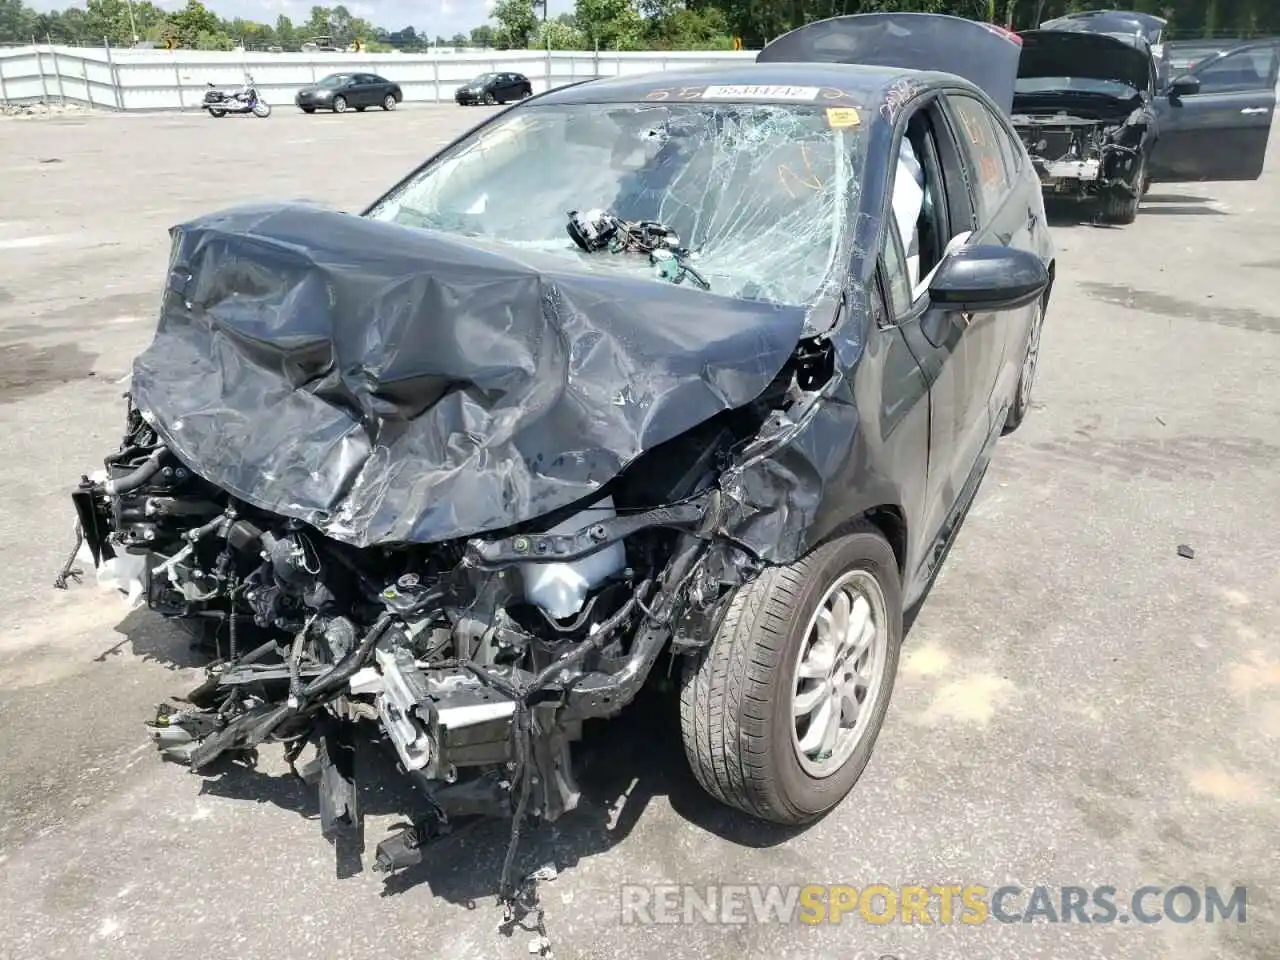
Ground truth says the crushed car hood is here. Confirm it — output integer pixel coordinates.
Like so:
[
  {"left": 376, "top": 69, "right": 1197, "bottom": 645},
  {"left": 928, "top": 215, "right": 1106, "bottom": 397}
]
[
  {"left": 131, "top": 202, "right": 806, "bottom": 548},
  {"left": 1018, "top": 30, "right": 1153, "bottom": 94}
]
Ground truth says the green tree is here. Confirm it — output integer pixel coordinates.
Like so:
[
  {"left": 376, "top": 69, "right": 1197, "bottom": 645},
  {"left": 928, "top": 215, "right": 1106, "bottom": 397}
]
[
  {"left": 84, "top": 0, "right": 135, "bottom": 44},
  {"left": 275, "top": 14, "right": 297, "bottom": 48},
  {"left": 574, "top": 0, "right": 644, "bottom": 49},
  {"left": 490, "top": 0, "right": 537, "bottom": 48},
  {"left": 166, "top": 0, "right": 220, "bottom": 47},
  {"left": 7, "top": 0, "right": 1278, "bottom": 59},
  {"left": 536, "top": 16, "right": 587, "bottom": 48},
  {"left": 1, "top": 0, "right": 36, "bottom": 41}
]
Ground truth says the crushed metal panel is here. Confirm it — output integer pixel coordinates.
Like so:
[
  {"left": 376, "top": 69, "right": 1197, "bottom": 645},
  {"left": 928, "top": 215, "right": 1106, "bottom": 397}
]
[{"left": 133, "top": 201, "right": 808, "bottom": 548}]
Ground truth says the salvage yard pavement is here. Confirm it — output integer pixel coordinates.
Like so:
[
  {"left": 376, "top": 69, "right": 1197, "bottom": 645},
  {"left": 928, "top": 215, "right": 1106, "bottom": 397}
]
[{"left": 1, "top": 106, "right": 1278, "bottom": 960}]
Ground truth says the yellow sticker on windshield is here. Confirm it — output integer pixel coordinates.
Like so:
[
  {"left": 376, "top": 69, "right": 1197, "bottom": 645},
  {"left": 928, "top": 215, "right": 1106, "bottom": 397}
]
[{"left": 826, "top": 107, "right": 861, "bottom": 128}]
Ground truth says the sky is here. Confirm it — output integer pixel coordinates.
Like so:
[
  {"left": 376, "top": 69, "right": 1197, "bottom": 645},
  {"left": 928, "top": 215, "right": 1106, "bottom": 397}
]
[{"left": 27, "top": 0, "right": 575, "bottom": 40}]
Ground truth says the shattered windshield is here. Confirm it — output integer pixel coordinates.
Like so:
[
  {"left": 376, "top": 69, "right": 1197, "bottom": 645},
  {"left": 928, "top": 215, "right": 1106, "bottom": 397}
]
[{"left": 365, "top": 102, "right": 860, "bottom": 306}]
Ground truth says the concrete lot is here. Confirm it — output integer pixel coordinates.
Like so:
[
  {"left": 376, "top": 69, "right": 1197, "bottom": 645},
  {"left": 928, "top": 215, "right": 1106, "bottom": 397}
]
[{"left": 1, "top": 104, "right": 1278, "bottom": 960}]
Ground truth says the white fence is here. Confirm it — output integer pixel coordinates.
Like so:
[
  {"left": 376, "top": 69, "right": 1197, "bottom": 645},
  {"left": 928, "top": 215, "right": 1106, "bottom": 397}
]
[{"left": 0, "top": 44, "right": 758, "bottom": 111}]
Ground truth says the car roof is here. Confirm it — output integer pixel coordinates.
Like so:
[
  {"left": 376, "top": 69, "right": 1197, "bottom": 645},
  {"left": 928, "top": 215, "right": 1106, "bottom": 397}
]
[{"left": 534, "top": 61, "right": 958, "bottom": 110}]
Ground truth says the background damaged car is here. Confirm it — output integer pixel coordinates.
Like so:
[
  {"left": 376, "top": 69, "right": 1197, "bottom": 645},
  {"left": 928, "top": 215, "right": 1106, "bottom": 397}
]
[
  {"left": 57, "top": 12, "right": 1054, "bottom": 915},
  {"left": 1012, "top": 28, "right": 1160, "bottom": 224}
]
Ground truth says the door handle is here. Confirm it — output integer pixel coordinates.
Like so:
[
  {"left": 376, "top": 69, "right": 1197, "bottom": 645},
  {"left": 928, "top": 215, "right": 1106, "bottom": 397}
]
[{"left": 1240, "top": 107, "right": 1270, "bottom": 115}]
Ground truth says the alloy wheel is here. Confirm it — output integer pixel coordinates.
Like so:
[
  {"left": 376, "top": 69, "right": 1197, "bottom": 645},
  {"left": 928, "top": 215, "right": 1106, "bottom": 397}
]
[
  {"left": 789, "top": 569, "right": 891, "bottom": 779},
  {"left": 1018, "top": 299, "right": 1045, "bottom": 413}
]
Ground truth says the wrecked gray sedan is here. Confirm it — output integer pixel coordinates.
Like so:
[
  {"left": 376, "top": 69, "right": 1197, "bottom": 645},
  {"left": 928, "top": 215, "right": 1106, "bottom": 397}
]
[{"left": 59, "top": 16, "right": 1053, "bottom": 915}]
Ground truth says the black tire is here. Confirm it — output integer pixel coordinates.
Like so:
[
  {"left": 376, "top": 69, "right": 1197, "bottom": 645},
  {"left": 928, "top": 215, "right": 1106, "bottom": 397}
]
[
  {"left": 382, "top": 93, "right": 397, "bottom": 111},
  {"left": 1003, "top": 294, "right": 1046, "bottom": 434},
  {"left": 1096, "top": 159, "right": 1144, "bottom": 225},
  {"left": 208, "top": 108, "right": 226, "bottom": 118},
  {"left": 301, "top": 106, "right": 315, "bottom": 114},
  {"left": 483, "top": 92, "right": 496, "bottom": 105},
  {"left": 679, "top": 524, "right": 903, "bottom": 825},
  {"left": 332, "top": 95, "right": 348, "bottom": 114}
]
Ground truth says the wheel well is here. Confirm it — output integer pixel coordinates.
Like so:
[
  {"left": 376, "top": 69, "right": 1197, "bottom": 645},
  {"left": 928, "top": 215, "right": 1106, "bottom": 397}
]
[
  {"left": 862, "top": 505, "right": 908, "bottom": 579},
  {"left": 814, "top": 505, "right": 908, "bottom": 579}
]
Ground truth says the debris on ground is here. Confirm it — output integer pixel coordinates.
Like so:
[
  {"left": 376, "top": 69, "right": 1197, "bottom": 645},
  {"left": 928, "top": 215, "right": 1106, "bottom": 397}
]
[
  {"left": 1, "top": 102, "right": 94, "bottom": 119},
  {"left": 1177, "top": 544, "right": 1195, "bottom": 560}
]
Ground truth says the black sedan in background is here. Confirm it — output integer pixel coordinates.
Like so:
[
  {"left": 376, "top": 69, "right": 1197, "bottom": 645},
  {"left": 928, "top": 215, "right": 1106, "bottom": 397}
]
[
  {"left": 296, "top": 72, "right": 403, "bottom": 114},
  {"left": 455, "top": 71, "right": 532, "bottom": 105}
]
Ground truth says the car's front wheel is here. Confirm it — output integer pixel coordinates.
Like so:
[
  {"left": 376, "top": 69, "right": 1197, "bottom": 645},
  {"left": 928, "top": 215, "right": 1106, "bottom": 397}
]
[
  {"left": 300, "top": 106, "right": 315, "bottom": 114},
  {"left": 382, "top": 93, "right": 397, "bottom": 111},
  {"left": 679, "top": 524, "right": 903, "bottom": 825},
  {"left": 1097, "top": 158, "right": 1144, "bottom": 225},
  {"left": 483, "top": 92, "right": 496, "bottom": 105},
  {"left": 1003, "top": 294, "right": 1046, "bottom": 434}
]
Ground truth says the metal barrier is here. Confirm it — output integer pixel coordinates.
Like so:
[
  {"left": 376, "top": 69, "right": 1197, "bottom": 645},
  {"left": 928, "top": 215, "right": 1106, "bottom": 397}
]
[{"left": 0, "top": 44, "right": 757, "bottom": 111}]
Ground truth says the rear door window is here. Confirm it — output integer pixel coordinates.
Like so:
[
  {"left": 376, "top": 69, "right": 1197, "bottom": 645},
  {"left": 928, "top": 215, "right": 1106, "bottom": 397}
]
[{"left": 945, "top": 94, "right": 1016, "bottom": 221}]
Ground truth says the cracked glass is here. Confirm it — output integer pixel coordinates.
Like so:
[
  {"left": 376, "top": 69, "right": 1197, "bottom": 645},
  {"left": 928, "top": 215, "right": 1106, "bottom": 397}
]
[{"left": 366, "top": 102, "right": 865, "bottom": 307}]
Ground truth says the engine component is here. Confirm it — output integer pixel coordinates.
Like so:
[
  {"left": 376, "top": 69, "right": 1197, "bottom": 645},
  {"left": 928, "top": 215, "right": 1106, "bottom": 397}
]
[
  {"left": 519, "top": 496, "right": 626, "bottom": 619},
  {"left": 566, "top": 208, "right": 621, "bottom": 251},
  {"left": 60, "top": 372, "right": 821, "bottom": 930},
  {"left": 370, "top": 647, "right": 435, "bottom": 773}
]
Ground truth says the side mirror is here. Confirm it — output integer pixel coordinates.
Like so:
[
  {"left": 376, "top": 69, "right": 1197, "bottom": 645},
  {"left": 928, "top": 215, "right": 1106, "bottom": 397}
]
[
  {"left": 928, "top": 245, "right": 1049, "bottom": 313},
  {"left": 1167, "top": 74, "right": 1201, "bottom": 98}
]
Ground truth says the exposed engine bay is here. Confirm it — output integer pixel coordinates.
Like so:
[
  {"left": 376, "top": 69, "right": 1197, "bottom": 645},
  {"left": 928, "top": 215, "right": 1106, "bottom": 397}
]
[
  {"left": 1012, "top": 29, "right": 1159, "bottom": 208},
  {"left": 55, "top": 200, "right": 855, "bottom": 926},
  {"left": 63, "top": 372, "right": 824, "bottom": 891},
  {"left": 1011, "top": 104, "right": 1151, "bottom": 200}
]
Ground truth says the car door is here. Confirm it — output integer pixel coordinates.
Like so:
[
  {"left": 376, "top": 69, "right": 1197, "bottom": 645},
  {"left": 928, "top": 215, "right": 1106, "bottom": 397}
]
[
  {"left": 941, "top": 91, "right": 1042, "bottom": 425},
  {"left": 355, "top": 74, "right": 379, "bottom": 107},
  {"left": 881, "top": 96, "right": 992, "bottom": 548},
  {"left": 336, "top": 74, "right": 359, "bottom": 105},
  {"left": 1149, "top": 42, "right": 1278, "bottom": 181}
]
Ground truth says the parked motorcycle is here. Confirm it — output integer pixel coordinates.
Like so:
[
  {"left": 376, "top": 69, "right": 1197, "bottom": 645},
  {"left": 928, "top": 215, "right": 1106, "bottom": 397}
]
[{"left": 203, "top": 77, "right": 271, "bottom": 118}]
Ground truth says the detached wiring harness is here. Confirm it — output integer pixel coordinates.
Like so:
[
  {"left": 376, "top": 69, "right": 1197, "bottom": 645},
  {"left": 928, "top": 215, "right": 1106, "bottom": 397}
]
[{"left": 566, "top": 209, "right": 711, "bottom": 291}]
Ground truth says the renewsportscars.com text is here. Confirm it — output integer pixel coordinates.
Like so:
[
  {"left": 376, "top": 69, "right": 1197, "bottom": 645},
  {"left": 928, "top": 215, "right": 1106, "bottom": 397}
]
[{"left": 619, "top": 884, "right": 1247, "bottom": 926}]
